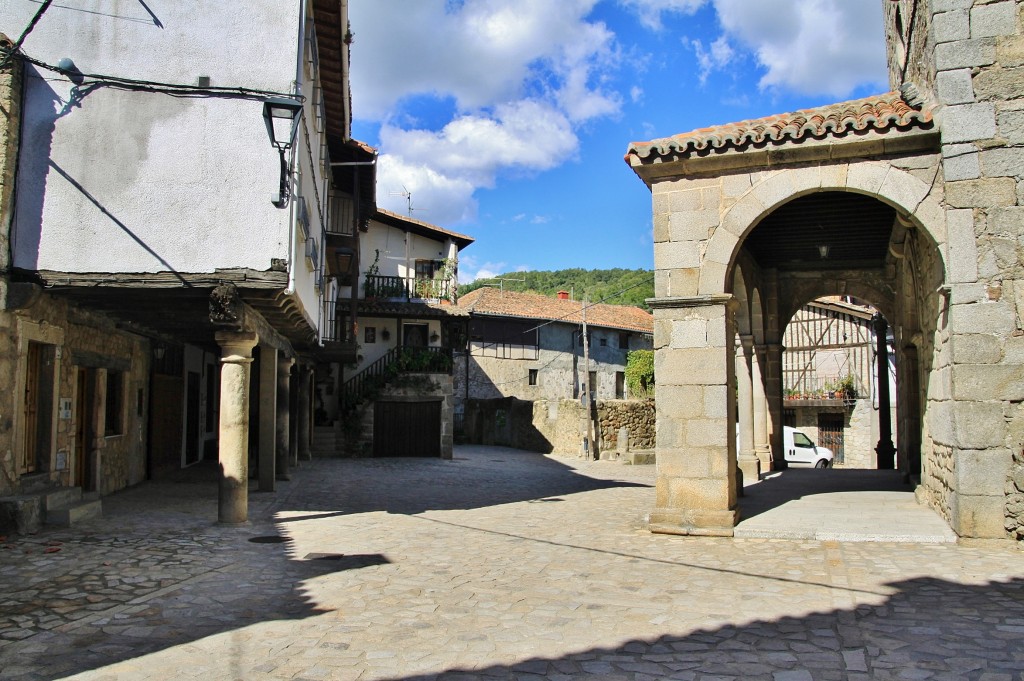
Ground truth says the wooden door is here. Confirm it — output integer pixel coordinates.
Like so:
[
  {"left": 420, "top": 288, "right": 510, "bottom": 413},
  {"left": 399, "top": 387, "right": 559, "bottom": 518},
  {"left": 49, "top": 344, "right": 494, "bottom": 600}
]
[
  {"left": 817, "top": 413, "right": 845, "bottom": 465},
  {"left": 21, "top": 342, "right": 55, "bottom": 476},
  {"left": 374, "top": 401, "right": 441, "bottom": 457},
  {"left": 149, "top": 374, "right": 184, "bottom": 478},
  {"left": 75, "top": 368, "right": 96, "bottom": 488}
]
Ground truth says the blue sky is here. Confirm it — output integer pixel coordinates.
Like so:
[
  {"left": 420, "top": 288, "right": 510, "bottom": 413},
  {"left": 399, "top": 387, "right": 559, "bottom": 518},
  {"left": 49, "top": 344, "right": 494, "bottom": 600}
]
[{"left": 348, "top": 0, "right": 889, "bottom": 282}]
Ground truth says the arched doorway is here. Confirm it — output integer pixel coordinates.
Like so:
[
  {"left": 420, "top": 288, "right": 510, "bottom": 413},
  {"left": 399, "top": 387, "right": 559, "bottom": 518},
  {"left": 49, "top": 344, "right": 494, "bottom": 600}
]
[{"left": 629, "top": 108, "right": 950, "bottom": 535}]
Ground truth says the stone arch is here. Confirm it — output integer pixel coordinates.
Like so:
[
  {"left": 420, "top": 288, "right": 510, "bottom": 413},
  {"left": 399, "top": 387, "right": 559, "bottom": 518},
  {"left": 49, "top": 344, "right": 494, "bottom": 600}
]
[{"left": 699, "top": 162, "right": 948, "bottom": 296}]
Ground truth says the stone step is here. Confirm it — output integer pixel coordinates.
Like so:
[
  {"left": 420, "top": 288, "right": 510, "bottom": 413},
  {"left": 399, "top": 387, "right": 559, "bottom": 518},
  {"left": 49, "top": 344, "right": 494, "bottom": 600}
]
[
  {"left": 46, "top": 495, "right": 102, "bottom": 527},
  {"left": 42, "top": 487, "right": 83, "bottom": 512}
]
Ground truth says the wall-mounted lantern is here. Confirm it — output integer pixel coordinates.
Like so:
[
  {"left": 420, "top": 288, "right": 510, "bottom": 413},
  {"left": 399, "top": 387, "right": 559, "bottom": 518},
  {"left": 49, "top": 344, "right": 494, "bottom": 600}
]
[{"left": 263, "top": 97, "right": 303, "bottom": 208}]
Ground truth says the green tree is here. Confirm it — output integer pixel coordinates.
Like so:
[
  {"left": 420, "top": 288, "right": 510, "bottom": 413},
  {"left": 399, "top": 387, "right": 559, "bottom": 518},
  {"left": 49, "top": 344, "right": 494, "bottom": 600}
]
[{"left": 462, "top": 268, "right": 654, "bottom": 310}]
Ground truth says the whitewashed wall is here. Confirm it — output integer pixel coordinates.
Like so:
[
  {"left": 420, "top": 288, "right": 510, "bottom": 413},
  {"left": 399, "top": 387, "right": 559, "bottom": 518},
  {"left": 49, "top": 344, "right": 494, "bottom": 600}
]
[
  {"left": 359, "top": 218, "right": 458, "bottom": 287},
  {"left": 10, "top": 0, "right": 304, "bottom": 277}
]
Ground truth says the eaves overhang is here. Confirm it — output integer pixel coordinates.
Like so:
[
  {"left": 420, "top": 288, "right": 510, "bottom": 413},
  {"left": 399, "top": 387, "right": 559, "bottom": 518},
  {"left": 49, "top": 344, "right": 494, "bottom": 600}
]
[{"left": 626, "top": 89, "right": 938, "bottom": 186}]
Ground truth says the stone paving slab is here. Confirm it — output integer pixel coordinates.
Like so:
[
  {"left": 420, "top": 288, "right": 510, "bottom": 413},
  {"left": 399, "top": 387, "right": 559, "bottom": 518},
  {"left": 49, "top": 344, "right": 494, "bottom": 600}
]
[
  {"left": 734, "top": 470, "right": 959, "bottom": 543},
  {"left": 0, "top": 446, "right": 1021, "bottom": 680}
]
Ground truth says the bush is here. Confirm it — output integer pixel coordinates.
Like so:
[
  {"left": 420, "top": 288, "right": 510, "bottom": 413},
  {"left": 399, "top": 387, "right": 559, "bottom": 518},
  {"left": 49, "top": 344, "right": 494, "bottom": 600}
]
[{"left": 625, "top": 349, "right": 655, "bottom": 398}]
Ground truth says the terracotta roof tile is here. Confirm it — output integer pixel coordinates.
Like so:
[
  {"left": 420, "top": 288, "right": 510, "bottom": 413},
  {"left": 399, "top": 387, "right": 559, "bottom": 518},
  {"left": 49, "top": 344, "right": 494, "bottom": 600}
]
[
  {"left": 626, "top": 90, "right": 933, "bottom": 164},
  {"left": 457, "top": 288, "right": 653, "bottom": 334}
]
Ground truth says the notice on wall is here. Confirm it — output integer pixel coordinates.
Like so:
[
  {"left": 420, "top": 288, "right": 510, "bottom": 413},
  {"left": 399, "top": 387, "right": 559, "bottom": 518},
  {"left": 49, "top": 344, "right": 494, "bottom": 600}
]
[{"left": 59, "top": 398, "right": 72, "bottom": 420}]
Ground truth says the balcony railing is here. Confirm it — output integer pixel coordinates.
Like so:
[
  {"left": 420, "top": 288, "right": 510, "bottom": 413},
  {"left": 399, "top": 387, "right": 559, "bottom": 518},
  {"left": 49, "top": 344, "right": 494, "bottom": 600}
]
[
  {"left": 340, "top": 345, "right": 454, "bottom": 413},
  {"left": 364, "top": 274, "right": 454, "bottom": 302}
]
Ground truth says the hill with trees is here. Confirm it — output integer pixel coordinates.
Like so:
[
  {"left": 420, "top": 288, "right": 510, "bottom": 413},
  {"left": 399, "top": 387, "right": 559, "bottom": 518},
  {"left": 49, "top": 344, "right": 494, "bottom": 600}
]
[{"left": 460, "top": 268, "right": 654, "bottom": 310}]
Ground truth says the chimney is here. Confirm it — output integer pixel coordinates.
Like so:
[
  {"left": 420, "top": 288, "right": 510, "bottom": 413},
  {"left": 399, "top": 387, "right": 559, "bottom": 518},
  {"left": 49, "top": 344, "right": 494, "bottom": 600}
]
[{"left": 557, "top": 290, "right": 569, "bottom": 300}]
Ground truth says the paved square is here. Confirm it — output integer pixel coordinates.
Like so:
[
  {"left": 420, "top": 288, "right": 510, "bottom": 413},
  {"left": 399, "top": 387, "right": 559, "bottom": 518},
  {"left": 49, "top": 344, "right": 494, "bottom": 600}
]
[{"left": 1, "top": 446, "right": 1021, "bottom": 680}]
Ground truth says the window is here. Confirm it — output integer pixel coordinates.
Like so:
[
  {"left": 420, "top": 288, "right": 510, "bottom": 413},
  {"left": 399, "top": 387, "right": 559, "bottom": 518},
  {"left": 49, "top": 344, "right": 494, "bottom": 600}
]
[
  {"left": 104, "top": 371, "right": 124, "bottom": 436},
  {"left": 619, "top": 333, "right": 629, "bottom": 350},
  {"left": 599, "top": 337, "right": 607, "bottom": 347},
  {"left": 415, "top": 259, "right": 442, "bottom": 280},
  {"left": 365, "top": 326, "right": 376, "bottom": 344},
  {"left": 528, "top": 369, "right": 538, "bottom": 386},
  {"left": 615, "top": 371, "right": 625, "bottom": 399}
]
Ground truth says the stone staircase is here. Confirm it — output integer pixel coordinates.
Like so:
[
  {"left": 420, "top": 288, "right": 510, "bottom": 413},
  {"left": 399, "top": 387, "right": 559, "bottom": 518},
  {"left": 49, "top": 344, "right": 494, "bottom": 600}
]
[
  {"left": 0, "top": 482, "right": 102, "bottom": 535},
  {"left": 44, "top": 487, "right": 102, "bottom": 527},
  {"left": 311, "top": 426, "right": 341, "bottom": 457}
]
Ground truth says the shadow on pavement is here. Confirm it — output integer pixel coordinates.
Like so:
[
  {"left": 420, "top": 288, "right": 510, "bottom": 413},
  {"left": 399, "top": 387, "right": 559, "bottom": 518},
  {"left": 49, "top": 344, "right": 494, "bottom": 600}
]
[
  {"left": 375, "top": 575, "right": 1024, "bottom": 680},
  {"left": 267, "top": 445, "right": 650, "bottom": 517}
]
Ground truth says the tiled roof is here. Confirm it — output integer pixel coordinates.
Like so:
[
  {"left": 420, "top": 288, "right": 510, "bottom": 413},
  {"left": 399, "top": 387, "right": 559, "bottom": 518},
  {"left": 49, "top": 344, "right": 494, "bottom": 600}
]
[
  {"left": 457, "top": 288, "right": 653, "bottom": 334},
  {"left": 626, "top": 90, "right": 933, "bottom": 164}
]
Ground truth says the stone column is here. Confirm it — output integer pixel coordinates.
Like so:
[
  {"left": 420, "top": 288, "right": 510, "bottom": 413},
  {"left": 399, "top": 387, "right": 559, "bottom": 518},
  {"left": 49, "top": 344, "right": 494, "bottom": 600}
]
[
  {"left": 289, "top": 364, "right": 299, "bottom": 467},
  {"left": 648, "top": 296, "right": 737, "bottom": 537},
  {"left": 736, "top": 335, "right": 760, "bottom": 484},
  {"left": 761, "top": 270, "right": 785, "bottom": 469},
  {"left": 764, "top": 342, "right": 785, "bottom": 469},
  {"left": 215, "top": 331, "right": 258, "bottom": 525},
  {"left": 872, "top": 314, "right": 896, "bottom": 469},
  {"left": 751, "top": 345, "right": 770, "bottom": 471},
  {"left": 276, "top": 354, "right": 294, "bottom": 481},
  {"left": 297, "top": 363, "right": 312, "bottom": 461},
  {"left": 257, "top": 345, "right": 277, "bottom": 492}
]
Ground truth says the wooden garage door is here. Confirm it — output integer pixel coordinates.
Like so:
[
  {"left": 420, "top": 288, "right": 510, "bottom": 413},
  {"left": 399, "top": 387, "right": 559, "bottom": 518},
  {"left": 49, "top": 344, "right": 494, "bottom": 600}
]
[{"left": 374, "top": 401, "right": 441, "bottom": 458}]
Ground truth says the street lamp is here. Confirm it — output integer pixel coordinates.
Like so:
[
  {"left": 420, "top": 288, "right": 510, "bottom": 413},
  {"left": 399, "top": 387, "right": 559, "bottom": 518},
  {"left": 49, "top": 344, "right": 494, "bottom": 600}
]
[{"left": 263, "top": 97, "right": 303, "bottom": 208}]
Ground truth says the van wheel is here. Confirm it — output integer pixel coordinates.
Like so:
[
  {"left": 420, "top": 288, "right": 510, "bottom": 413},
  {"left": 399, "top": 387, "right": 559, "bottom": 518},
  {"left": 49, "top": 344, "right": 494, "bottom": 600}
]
[{"left": 815, "top": 459, "right": 829, "bottom": 469}]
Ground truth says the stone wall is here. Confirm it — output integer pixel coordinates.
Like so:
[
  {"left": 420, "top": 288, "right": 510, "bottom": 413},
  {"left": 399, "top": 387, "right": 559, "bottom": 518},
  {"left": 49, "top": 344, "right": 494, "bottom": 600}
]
[
  {"left": 0, "top": 292, "right": 149, "bottom": 499},
  {"left": 463, "top": 397, "right": 655, "bottom": 457},
  {"left": 1, "top": 34, "right": 20, "bottom": 278},
  {"left": 909, "top": 0, "right": 1024, "bottom": 539}
]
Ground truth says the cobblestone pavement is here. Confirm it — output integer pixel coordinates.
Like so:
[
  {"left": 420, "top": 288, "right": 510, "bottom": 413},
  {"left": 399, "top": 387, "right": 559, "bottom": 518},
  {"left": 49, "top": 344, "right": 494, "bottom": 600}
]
[{"left": 1, "top": 446, "right": 1022, "bottom": 680}]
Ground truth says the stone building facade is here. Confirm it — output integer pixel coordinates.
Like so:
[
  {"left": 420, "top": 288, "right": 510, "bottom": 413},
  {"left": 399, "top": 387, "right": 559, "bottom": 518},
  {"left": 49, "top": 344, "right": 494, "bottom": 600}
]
[
  {"left": 453, "top": 288, "right": 654, "bottom": 412},
  {"left": 626, "top": 0, "right": 1024, "bottom": 540}
]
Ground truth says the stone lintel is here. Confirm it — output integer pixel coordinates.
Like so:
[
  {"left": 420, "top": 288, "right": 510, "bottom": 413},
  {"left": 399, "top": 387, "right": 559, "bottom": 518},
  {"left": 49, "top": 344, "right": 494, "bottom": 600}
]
[{"left": 647, "top": 294, "right": 734, "bottom": 310}]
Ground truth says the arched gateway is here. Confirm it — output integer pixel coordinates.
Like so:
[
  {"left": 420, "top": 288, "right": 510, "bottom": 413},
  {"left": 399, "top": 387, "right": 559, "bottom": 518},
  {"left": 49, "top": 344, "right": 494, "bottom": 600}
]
[{"left": 625, "top": 0, "right": 1024, "bottom": 541}]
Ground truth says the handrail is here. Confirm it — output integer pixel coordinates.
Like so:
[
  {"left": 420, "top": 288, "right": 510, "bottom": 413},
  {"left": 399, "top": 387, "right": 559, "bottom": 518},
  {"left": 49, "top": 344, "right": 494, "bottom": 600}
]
[{"left": 339, "top": 345, "right": 455, "bottom": 413}]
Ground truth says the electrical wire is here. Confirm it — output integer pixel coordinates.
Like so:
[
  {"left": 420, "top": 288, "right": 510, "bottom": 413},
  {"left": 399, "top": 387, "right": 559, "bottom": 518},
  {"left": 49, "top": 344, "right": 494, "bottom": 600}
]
[
  {"left": 0, "top": 0, "right": 53, "bottom": 70},
  {"left": 13, "top": 51, "right": 302, "bottom": 103}
]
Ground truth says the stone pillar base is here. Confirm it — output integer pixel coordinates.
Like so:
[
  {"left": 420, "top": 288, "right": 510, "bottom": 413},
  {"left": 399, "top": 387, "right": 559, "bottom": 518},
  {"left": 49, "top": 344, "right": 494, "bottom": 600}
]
[
  {"left": 649, "top": 508, "right": 738, "bottom": 537},
  {"left": 738, "top": 457, "right": 761, "bottom": 485}
]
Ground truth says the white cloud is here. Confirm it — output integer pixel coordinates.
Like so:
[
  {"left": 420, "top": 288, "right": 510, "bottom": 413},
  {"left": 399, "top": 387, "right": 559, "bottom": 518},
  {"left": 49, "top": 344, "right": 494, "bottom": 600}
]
[
  {"left": 349, "top": 1, "right": 622, "bottom": 227},
  {"left": 458, "top": 254, "right": 509, "bottom": 284},
  {"left": 710, "top": 0, "right": 887, "bottom": 97},
  {"left": 620, "top": 0, "right": 887, "bottom": 97},
  {"left": 690, "top": 34, "right": 735, "bottom": 85},
  {"left": 375, "top": 155, "right": 478, "bottom": 226},
  {"left": 617, "top": 0, "right": 708, "bottom": 30}
]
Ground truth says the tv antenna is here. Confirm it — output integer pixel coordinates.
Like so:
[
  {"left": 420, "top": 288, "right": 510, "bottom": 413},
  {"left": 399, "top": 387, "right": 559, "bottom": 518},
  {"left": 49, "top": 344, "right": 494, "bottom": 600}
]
[
  {"left": 480, "top": 275, "right": 526, "bottom": 292},
  {"left": 388, "top": 185, "right": 423, "bottom": 217}
]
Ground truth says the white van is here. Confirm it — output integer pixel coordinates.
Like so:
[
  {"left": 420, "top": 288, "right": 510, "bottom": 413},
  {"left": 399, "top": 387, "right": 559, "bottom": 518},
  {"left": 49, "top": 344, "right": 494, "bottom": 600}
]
[{"left": 783, "top": 426, "right": 834, "bottom": 468}]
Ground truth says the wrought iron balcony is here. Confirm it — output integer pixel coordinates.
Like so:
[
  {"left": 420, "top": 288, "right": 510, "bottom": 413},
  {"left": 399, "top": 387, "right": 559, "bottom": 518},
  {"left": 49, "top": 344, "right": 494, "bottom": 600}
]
[{"left": 364, "top": 274, "right": 454, "bottom": 302}]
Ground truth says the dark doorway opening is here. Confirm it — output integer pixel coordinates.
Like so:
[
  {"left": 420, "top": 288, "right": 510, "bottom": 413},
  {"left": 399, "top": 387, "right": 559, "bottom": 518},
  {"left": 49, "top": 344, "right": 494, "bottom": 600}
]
[{"left": 374, "top": 400, "right": 441, "bottom": 457}]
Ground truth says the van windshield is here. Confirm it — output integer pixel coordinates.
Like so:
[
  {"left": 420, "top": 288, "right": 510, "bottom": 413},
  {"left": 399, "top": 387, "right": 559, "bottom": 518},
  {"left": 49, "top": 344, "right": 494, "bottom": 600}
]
[{"left": 793, "top": 432, "right": 814, "bottom": 448}]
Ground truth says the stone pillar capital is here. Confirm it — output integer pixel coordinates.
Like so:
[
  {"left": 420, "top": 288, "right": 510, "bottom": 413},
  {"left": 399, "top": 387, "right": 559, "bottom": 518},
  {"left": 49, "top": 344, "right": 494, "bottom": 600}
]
[{"left": 215, "top": 331, "right": 258, "bottom": 363}]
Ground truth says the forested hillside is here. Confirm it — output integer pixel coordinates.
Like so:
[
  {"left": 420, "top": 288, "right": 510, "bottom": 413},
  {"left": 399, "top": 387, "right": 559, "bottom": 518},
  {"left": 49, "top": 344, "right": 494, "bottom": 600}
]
[{"left": 460, "top": 268, "right": 654, "bottom": 310}]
